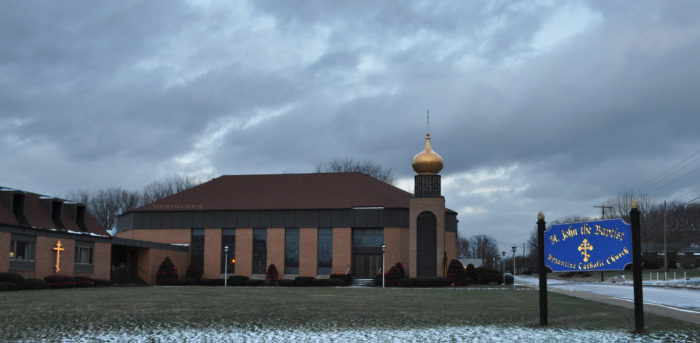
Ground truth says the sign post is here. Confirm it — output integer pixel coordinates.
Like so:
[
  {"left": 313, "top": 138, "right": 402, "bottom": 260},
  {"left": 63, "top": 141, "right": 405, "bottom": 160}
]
[
  {"left": 537, "top": 212, "right": 547, "bottom": 326},
  {"left": 630, "top": 201, "right": 644, "bottom": 333}
]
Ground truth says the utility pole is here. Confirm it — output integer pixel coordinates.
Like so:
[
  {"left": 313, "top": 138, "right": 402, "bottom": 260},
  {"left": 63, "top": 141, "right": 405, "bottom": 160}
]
[
  {"left": 522, "top": 243, "right": 526, "bottom": 273},
  {"left": 594, "top": 204, "right": 613, "bottom": 282},
  {"left": 664, "top": 201, "right": 668, "bottom": 273}
]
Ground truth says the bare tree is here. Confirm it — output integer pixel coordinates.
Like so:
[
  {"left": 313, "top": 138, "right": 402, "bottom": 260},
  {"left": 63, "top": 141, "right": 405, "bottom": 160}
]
[
  {"left": 314, "top": 158, "right": 395, "bottom": 185},
  {"left": 466, "top": 234, "right": 500, "bottom": 265},
  {"left": 457, "top": 231, "right": 470, "bottom": 258}
]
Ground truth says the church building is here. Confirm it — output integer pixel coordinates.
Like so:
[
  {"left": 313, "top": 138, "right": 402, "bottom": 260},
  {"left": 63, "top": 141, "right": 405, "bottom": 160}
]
[{"left": 116, "top": 133, "right": 458, "bottom": 281}]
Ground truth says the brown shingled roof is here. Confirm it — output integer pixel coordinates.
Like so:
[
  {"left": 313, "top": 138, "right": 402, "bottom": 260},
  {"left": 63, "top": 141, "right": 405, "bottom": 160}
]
[
  {"left": 133, "top": 173, "right": 413, "bottom": 212},
  {"left": 0, "top": 188, "right": 110, "bottom": 236}
]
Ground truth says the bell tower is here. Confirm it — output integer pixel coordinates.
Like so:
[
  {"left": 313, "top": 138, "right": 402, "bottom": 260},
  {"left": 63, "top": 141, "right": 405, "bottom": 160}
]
[{"left": 409, "top": 128, "right": 449, "bottom": 277}]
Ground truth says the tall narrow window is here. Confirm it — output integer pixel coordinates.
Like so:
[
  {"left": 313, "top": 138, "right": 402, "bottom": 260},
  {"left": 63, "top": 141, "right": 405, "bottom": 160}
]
[
  {"left": 191, "top": 229, "right": 205, "bottom": 269},
  {"left": 285, "top": 228, "right": 300, "bottom": 275},
  {"left": 252, "top": 228, "right": 267, "bottom": 274},
  {"left": 318, "top": 228, "right": 333, "bottom": 275},
  {"left": 74, "top": 241, "right": 94, "bottom": 272},
  {"left": 221, "top": 229, "right": 236, "bottom": 274},
  {"left": 9, "top": 234, "right": 35, "bottom": 271}
]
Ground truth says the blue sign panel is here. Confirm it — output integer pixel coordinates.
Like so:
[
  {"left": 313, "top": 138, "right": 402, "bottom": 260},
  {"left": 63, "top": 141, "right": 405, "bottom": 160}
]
[{"left": 545, "top": 219, "right": 632, "bottom": 272}]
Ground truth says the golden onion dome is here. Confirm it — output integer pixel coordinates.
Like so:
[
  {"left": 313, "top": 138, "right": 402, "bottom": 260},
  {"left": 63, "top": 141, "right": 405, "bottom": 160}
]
[{"left": 412, "top": 133, "right": 444, "bottom": 175}]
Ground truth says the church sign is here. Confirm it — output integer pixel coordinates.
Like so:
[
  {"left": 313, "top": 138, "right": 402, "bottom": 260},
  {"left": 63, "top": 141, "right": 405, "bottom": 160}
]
[{"left": 545, "top": 219, "right": 632, "bottom": 272}]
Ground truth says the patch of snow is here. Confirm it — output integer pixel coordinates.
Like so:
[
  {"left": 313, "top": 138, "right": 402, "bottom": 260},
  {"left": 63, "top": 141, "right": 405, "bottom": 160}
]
[{"left": 30, "top": 325, "right": 698, "bottom": 343}]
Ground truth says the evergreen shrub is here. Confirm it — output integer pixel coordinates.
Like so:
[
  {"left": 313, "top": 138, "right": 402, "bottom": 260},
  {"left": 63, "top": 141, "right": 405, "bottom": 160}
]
[
  {"left": 385, "top": 265, "right": 403, "bottom": 287},
  {"left": 330, "top": 273, "right": 351, "bottom": 285},
  {"left": 475, "top": 267, "right": 502, "bottom": 285},
  {"left": 312, "top": 279, "right": 329, "bottom": 287},
  {"left": 185, "top": 261, "right": 203, "bottom": 279},
  {"left": 0, "top": 272, "right": 25, "bottom": 289},
  {"left": 395, "top": 262, "right": 406, "bottom": 278},
  {"left": 415, "top": 277, "right": 433, "bottom": 287},
  {"left": 156, "top": 257, "right": 179, "bottom": 285},
  {"left": 504, "top": 274, "right": 514, "bottom": 285},
  {"left": 434, "top": 277, "right": 450, "bottom": 287},
  {"left": 327, "top": 278, "right": 345, "bottom": 287},
  {"left": 212, "top": 278, "right": 225, "bottom": 286},
  {"left": 447, "top": 259, "right": 467, "bottom": 286},
  {"left": 401, "top": 278, "right": 416, "bottom": 287},
  {"left": 1, "top": 282, "right": 19, "bottom": 291},
  {"left": 93, "top": 279, "right": 113, "bottom": 287},
  {"left": 465, "top": 264, "right": 479, "bottom": 284},
  {"left": 44, "top": 275, "right": 77, "bottom": 289},
  {"left": 0, "top": 283, "right": 8, "bottom": 292},
  {"left": 197, "top": 278, "right": 214, "bottom": 286},
  {"left": 74, "top": 276, "right": 95, "bottom": 288},
  {"left": 278, "top": 279, "right": 295, "bottom": 287},
  {"left": 294, "top": 276, "right": 314, "bottom": 287},
  {"left": 228, "top": 275, "right": 249, "bottom": 286},
  {"left": 245, "top": 279, "right": 265, "bottom": 286},
  {"left": 182, "top": 278, "right": 198, "bottom": 286},
  {"left": 22, "top": 278, "right": 50, "bottom": 290},
  {"left": 265, "top": 264, "right": 279, "bottom": 286}
]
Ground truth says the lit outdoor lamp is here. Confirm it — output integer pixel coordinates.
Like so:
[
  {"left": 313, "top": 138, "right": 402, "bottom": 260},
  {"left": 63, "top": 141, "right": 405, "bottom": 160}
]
[
  {"left": 381, "top": 244, "right": 386, "bottom": 288},
  {"left": 512, "top": 245, "right": 517, "bottom": 290},
  {"left": 492, "top": 257, "right": 496, "bottom": 269},
  {"left": 224, "top": 245, "right": 229, "bottom": 287},
  {"left": 502, "top": 251, "right": 506, "bottom": 285},
  {"left": 9, "top": 251, "right": 14, "bottom": 260}
]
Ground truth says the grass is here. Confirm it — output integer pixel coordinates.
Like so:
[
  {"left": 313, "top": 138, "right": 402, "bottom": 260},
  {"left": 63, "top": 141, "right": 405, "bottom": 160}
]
[
  {"left": 0, "top": 285, "right": 698, "bottom": 341},
  {"left": 550, "top": 268, "right": 700, "bottom": 282}
]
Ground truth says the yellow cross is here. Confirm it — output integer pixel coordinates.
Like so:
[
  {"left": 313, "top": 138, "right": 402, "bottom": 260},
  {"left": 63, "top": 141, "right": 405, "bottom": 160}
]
[
  {"left": 53, "top": 240, "right": 65, "bottom": 273},
  {"left": 577, "top": 239, "right": 593, "bottom": 262}
]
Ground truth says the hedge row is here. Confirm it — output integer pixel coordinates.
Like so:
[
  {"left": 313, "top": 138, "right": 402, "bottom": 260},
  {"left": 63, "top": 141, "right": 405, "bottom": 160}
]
[
  {"left": 0, "top": 272, "right": 112, "bottom": 292},
  {"left": 168, "top": 275, "right": 348, "bottom": 287}
]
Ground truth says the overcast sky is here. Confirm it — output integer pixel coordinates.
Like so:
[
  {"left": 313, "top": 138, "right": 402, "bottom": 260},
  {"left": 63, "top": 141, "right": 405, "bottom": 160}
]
[{"left": 2, "top": 1, "right": 700, "bottom": 252}]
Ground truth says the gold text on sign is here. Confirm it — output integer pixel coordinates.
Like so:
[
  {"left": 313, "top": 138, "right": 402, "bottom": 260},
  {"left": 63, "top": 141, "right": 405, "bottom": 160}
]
[
  {"left": 578, "top": 239, "right": 593, "bottom": 262},
  {"left": 53, "top": 240, "right": 65, "bottom": 273}
]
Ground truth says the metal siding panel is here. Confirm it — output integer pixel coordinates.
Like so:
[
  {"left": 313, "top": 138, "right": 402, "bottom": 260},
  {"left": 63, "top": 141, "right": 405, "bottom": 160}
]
[
  {"left": 354, "top": 210, "right": 366, "bottom": 228},
  {"left": 295, "top": 211, "right": 308, "bottom": 227},
  {"left": 367, "top": 210, "right": 379, "bottom": 227},
  {"left": 283, "top": 211, "right": 295, "bottom": 227},
  {"left": 204, "top": 211, "right": 216, "bottom": 228},
  {"left": 162, "top": 212, "right": 172, "bottom": 229},
  {"left": 215, "top": 211, "right": 226, "bottom": 228},
  {"left": 319, "top": 210, "right": 331, "bottom": 227},
  {"left": 193, "top": 212, "right": 204, "bottom": 227},
  {"left": 182, "top": 212, "right": 193, "bottom": 228},
  {"left": 172, "top": 211, "right": 183, "bottom": 228},
  {"left": 249, "top": 211, "right": 261, "bottom": 227},
  {"left": 308, "top": 210, "right": 319, "bottom": 227},
  {"left": 270, "top": 211, "right": 282, "bottom": 227},
  {"left": 141, "top": 212, "right": 152, "bottom": 229},
  {"left": 401, "top": 209, "right": 409, "bottom": 228},
  {"left": 342, "top": 210, "right": 353, "bottom": 227},
  {"left": 152, "top": 212, "right": 162, "bottom": 229},
  {"left": 331, "top": 210, "right": 342, "bottom": 227},
  {"left": 225, "top": 211, "right": 237, "bottom": 227},
  {"left": 238, "top": 211, "right": 249, "bottom": 228}
]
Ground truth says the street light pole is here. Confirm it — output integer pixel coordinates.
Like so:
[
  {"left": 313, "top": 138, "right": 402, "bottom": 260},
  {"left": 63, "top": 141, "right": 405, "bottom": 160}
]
[
  {"left": 512, "top": 245, "right": 517, "bottom": 290},
  {"left": 502, "top": 251, "right": 506, "bottom": 285},
  {"left": 382, "top": 244, "right": 386, "bottom": 288},
  {"left": 224, "top": 245, "right": 229, "bottom": 287}
]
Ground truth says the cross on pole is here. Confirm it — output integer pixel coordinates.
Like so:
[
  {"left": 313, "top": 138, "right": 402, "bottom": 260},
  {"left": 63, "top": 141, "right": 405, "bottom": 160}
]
[
  {"left": 53, "top": 240, "right": 65, "bottom": 272},
  {"left": 578, "top": 239, "right": 593, "bottom": 262}
]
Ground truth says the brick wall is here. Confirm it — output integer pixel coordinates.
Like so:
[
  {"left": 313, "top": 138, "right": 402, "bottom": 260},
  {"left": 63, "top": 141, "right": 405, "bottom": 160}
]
[
  {"left": 409, "top": 196, "right": 446, "bottom": 277},
  {"left": 0, "top": 232, "right": 9, "bottom": 273},
  {"left": 236, "top": 228, "right": 253, "bottom": 276},
  {"left": 267, "top": 228, "right": 285, "bottom": 276},
  {"left": 299, "top": 228, "right": 317, "bottom": 277},
  {"left": 332, "top": 228, "right": 351, "bottom": 274},
  {"left": 203, "top": 228, "right": 222, "bottom": 278}
]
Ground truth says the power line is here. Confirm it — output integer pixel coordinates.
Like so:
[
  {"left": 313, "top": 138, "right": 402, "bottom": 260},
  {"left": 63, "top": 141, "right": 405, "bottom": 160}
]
[
  {"left": 645, "top": 163, "right": 700, "bottom": 195},
  {"left": 636, "top": 147, "right": 700, "bottom": 192}
]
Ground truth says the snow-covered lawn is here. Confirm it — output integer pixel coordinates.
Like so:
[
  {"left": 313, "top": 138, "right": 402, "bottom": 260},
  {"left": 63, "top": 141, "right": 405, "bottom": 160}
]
[{"left": 33, "top": 325, "right": 698, "bottom": 343}]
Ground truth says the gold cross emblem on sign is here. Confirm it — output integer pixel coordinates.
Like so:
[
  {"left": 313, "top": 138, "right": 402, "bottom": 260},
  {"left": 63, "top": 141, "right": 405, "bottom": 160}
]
[
  {"left": 577, "top": 239, "right": 593, "bottom": 262},
  {"left": 53, "top": 240, "right": 65, "bottom": 272}
]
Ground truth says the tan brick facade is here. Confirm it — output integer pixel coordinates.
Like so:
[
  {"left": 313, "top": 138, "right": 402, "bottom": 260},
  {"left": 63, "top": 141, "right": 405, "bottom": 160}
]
[
  {"left": 0, "top": 232, "right": 9, "bottom": 272},
  {"left": 299, "top": 228, "right": 317, "bottom": 277},
  {"left": 267, "top": 228, "right": 285, "bottom": 276},
  {"left": 332, "top": 228, "right": 351, "bottom": 274},
  {"left": 409, "top": 196, "right": 446, "bottom": 278},
  {"left": 203, "top": 228, "right": 222, "bottom": 279},
  {"left": 384, "top": 227, "right": 410, "bottom": 270},
  {"left": 236, "top": 228, "right": 253, "bottom": 276}
]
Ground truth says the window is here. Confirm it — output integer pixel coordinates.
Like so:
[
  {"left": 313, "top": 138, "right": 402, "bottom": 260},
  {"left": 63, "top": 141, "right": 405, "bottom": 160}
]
[
  {"left": 10, "top": 234, "right": 35, "bottom": 271},
  {"left": 285, "top": 228, "right": 300, "bottom": 275},
  {"left": 352, "top": 228, "right": 384, "bottom": 247},
  {"left": 74, "top": 241, "right": 94, "bottom": 272},
  {"left": 252, "top": 228, "right": 267, "bottom": 274},
  {"left": 221, "top": 229, "right": 236, "bottom": 274},
  {"left": 317, "top": 228, "right": 333, "bottom": 275},
  {"left": 191, "top": 229, "right": 205, "bottom": 269}
]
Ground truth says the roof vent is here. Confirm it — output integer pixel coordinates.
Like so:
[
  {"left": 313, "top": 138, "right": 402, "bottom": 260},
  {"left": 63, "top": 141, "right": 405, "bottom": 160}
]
[
  {"left": 40, "top": 197, "right": 66, "bottom": 230},
  {"left": 65, "top": 202, "right": 88, "bottom": 232},
  {"left": 0, "top": 189, "right": 28, "bottom": 225}
]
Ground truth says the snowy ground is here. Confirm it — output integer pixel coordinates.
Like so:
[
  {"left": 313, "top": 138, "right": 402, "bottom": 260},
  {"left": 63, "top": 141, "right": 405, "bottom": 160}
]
[{"left": 13, "top": 325, "right": 698, "bottom": 343}]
